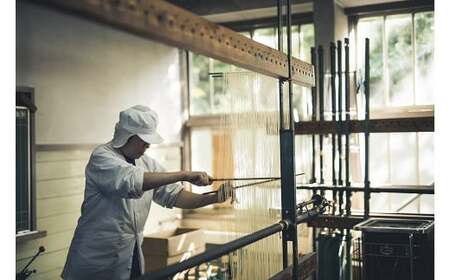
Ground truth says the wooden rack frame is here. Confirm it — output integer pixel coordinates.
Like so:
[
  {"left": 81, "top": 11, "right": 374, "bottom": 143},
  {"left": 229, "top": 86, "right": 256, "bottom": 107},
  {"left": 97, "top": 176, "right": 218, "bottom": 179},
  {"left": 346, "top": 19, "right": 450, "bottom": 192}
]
[{"left": 30, "top": 0, "right": 315, "bottom": 86}]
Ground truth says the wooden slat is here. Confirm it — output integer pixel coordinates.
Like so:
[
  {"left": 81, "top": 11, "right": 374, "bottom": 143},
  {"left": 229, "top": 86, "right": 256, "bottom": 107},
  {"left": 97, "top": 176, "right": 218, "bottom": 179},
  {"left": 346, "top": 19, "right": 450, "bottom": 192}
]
[
  {"left": 29, "top": 0, "right": 315, "bottom": 86},
  {"left": 28, "top": 268, "right": 63, "bottom": 280},
  {"left": 17, "top": 230, "right": 75, "bottom": 260},
  {"left": 37, "top": 211, "right": 80, "bottom": 235},
  {"left": 37, "top": 194, "right": 84, "bottom": 218},
  {"left": 36, "top": 149, "right": 92, "bottom": 162},
  {"left": 37, "top": 177, "right": 85, "bottom": 199},
  {"left": 294, "top": 116, "right": 434, "bottom": 134},
  {"left": 17, "top": 249, "right": 68, "bottom": 275},
  {"left": 36, "top": 159, "right": 87, "bottom": 181}
]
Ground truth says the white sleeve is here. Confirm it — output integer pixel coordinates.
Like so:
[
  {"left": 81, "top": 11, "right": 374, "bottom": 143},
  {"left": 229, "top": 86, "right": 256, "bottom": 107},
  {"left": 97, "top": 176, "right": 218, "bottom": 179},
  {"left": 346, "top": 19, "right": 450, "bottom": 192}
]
[
  {"left": 85, "top": 149, "right": 145, "bottom": 199},
  {"left": 151, "top": 160, "right": 184, "bottom": 208}
]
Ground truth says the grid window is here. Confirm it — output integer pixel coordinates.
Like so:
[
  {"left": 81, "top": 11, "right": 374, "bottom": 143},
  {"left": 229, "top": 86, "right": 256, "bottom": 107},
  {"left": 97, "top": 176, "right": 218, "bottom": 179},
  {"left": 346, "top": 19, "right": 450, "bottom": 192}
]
[{"left": 356, "top": 11, "right": 434, "bottom": 107}]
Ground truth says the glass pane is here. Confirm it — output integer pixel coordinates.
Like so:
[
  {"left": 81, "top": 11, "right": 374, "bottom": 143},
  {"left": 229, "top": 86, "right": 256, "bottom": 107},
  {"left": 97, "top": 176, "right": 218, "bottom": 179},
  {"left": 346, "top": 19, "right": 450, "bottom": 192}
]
[
  {"left": 190, "top": 53, "right": 237, "bottom": 116},
  {"left": 419, "top": 194, "right": 434, "bottom": 214},
  {"left": 389, "top": 133, "right": 418, "bottom": 184},
  {"left": 369, "top": 134, "right": 390, "bottom": 185},
  {"left": 418, "top": 132, "right": 434, "bottom": 185},
  {"left": 292, "top": 24, "right": 315, "bottom": 122},
  {"left": 299, "top": 23, "right": 315, "bottom": 63},
  {"left": 190, "top": 53, "right": 212, "bottom": 115},
  {"left": 240, "top": 31, "right": 251, "bottom": 38},
  {"left": 16, "top": 108, "right": 30, "bottom": 232},
  {"left": 190, "top": 127, "right": 214, "bottom": 194},
  {"left": 370, "top": 193, "right": 421, "bottom": 213},
  {"left": 357, "top": 17, "right": 385, "bottom": 107},
  {"left": 415, "top": 11, "right": 434, "bottom": 105},
  {"left": 386, "top": 14, "right": 413, "bottom": 106},
  {"left": 253, "top": 27, "right": 277, "bottom": 49},
  {"left": 280, "top": 25, "right": 300, "bottom": 56}
]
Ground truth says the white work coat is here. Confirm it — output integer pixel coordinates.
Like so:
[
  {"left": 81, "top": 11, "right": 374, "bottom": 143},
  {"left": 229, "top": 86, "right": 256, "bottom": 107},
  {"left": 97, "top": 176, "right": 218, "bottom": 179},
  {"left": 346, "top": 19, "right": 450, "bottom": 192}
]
[{"left": 61, "top": 142, "right": 183, "bottom": 280}]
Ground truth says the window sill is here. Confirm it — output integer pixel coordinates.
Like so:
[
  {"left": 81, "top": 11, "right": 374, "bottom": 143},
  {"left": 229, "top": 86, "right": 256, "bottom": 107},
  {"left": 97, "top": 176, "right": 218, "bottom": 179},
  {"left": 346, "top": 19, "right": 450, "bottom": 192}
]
[{"left": 16, "top": 230, "right": 47, "bottom": 243}]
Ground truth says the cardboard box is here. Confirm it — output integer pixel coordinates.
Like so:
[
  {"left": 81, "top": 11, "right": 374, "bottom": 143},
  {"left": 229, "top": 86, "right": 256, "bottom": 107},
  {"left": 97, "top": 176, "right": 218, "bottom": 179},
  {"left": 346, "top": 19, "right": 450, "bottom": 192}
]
[{"left": 143, "top": 227, "right": 205, "bottom": 272}]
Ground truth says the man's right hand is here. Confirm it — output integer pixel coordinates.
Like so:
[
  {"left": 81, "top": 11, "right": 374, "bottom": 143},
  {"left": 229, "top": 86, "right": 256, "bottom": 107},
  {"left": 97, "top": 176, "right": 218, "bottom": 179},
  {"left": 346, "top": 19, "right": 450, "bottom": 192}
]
[{"left": 184, "top": 171, "right": 213, "bottom": 186}]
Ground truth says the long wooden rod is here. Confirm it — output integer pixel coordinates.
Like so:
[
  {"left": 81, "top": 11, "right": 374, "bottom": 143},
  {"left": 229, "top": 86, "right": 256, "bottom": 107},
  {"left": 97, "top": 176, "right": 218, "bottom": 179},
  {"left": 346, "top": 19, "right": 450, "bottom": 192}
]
[{"left": 29, "top": 0, "right": 315, "bottom": 86}]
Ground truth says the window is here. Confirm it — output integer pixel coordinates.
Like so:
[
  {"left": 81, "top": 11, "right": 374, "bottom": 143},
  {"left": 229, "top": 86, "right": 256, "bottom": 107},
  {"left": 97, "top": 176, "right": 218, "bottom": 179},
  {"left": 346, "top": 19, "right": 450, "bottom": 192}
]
[
  {"left": 189, "top": 23, "right": 315, "bottom": 117},
  {"left": 16, "top": 87, "right": 37, "bottom": 235},
  {"left": 354, "top": 11, "right": 434, "bottom": 214},
  {"left": 356, "top": 11, "right": 434, "bottom": 107}
]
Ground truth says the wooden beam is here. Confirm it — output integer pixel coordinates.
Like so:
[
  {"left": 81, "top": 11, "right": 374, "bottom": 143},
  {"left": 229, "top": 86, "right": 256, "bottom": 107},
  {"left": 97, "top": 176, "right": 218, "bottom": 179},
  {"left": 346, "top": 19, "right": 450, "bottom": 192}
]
[
  {"left": 294, "top": 116, "right": 434, "bottom": 134},
  {"left": 29, "top": 0, "right": 315, "bottom": 86}
]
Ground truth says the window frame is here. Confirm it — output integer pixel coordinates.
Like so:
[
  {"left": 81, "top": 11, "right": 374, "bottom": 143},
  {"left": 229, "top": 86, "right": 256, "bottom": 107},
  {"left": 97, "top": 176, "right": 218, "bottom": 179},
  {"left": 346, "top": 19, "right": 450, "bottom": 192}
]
[
  {"left": 351, "top": 8, "right": 434, "bottom": 110},
  {"left": 16, "top": 86, "right": 44, "bottom": 241},
  {"left": 350, "top": 8, "right": 434, "bottom": 214}
]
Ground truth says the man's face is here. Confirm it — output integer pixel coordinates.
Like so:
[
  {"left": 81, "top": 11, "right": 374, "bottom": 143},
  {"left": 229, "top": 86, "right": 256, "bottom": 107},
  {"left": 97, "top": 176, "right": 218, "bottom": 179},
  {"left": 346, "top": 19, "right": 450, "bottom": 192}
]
[{"left": 129, "top": 135, "right": 150, "bottom": 159}]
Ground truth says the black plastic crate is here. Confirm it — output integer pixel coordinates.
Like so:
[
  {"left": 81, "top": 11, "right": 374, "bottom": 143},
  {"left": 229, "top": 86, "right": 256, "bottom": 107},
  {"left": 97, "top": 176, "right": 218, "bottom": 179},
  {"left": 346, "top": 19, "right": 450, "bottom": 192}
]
[{"left": 354, "top": 218, "right": 434, "bottom": 280}]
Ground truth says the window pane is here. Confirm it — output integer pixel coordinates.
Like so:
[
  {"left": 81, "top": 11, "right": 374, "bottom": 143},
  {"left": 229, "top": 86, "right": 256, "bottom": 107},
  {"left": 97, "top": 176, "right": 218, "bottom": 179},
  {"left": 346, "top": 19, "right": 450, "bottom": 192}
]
[
  {"left": 389, "top": 133, "right": 418, "bottom": 184},
  {"left": 386, "top": 14, "right": 413, "bottom": 106},
  {"left": 418, "top": 132, "right": 434, "bottom": 184},
  {"left": 190, "top": 53, "right": 212, "bottom": 115},
  {"left": 292, "top": 24, "right": 315, "bottom": 122},
  {"left": 415, "top": 11, "right": 434, "bottom": 104},
  {"left": 299, "top": 23, "right": 315, "bottom": 63},
  {"left": 253, "top": 27, "right": 277, "bottom": 49},
  {"left": 369, "top": 134, "right": 390, "bottom": 185},
  {"left": 16, "top": 108, "right": 30, "bottom": 232},
  {"left": 357, "top": 17, "right": 385, "bottom": 107}
]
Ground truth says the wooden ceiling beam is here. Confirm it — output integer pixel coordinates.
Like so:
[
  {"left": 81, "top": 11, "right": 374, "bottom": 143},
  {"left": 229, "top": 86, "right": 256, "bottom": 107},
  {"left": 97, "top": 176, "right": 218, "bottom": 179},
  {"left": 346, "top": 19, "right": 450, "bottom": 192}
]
[{"left": 28, "top": 0, "right": 315, "bottom": 87}]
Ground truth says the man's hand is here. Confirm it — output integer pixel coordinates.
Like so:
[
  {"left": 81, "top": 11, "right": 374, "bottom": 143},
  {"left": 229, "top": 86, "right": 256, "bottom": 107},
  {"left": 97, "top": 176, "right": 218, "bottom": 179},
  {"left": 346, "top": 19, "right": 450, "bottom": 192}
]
[
  {"left": 184, "top": 171, "right": 213, "bottom": 186},
  {"left": 217, "top": 182, "right": 236, "bottom": 203}
]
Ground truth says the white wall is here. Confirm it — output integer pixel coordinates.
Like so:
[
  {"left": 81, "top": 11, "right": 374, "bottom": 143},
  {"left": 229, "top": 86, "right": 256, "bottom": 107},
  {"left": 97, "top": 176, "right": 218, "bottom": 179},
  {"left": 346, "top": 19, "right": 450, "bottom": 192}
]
[
  {"left": 16, "top": 2, "right": 184, "bottom": 279},
  {"left": 17, "top": 1, "right": 183, "bottom": 145}
]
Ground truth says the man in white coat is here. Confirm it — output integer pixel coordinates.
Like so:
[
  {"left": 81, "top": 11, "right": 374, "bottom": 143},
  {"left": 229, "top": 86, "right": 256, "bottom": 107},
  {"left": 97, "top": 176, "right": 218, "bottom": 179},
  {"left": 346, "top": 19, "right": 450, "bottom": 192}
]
[{"left": 61, "top": 105, "right": 234, "bottom": 280}]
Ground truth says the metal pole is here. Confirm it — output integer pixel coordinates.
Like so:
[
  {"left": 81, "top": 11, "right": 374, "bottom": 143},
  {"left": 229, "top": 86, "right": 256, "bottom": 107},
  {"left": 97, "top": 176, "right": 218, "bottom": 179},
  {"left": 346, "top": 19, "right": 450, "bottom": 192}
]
[
  {"left": 277, "top": 0, "right": 299, "bottom": 276},
  {"left": 276, "top": 0, "right": 289, "bottom": 270},
  {"left": 310, "top": 46, "right": 318, "bottom": 256},
  {"left": 310, "top": 47, "right": 317, "bottom": 184},
  {"left": 318, "top": 45, "right": 325, "bottom": 189},
  {"left": 330, "top": 42, "right": 337, "bottom": 215},
  {"left": 286, "top": 1, "right": 300, "bottom": 278},
  {"left": 344, "top": 38, "right": 351, "bottom": 214},
  {"left": 337, "top": 40, "right": 344, "bottom": 216},
  {"left": 139, "top": 222, "right": 287, "bottom": 280},
  {"left": 344, "top": 37, "right": 352, "bottom": 280},
  {"left": 364, "top": 38, "right": 371, "bottom": 219},
  {"left": 409, "top": 233, "right": 415, "bottom": 280},
  {"left": 296, "top": 185, "right": 434, "bottom": 194}
]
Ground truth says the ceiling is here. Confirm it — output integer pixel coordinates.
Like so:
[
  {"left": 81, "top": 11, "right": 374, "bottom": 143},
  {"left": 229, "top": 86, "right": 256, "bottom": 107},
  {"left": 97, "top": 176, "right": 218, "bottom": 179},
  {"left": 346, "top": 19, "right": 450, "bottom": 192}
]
[{"left": 166, "top": 0, "right": 411, "bottom": 16}]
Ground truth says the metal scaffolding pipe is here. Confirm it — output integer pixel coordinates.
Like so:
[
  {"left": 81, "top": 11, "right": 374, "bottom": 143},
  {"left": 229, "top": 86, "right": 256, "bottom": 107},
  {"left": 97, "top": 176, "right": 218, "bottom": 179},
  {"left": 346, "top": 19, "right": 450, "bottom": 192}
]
[
  {"left": 139, "top": 222, "right": 287, "bottom": 280},
  {"left": 296, "top": 185, "right": 434, "bottom": 194}
]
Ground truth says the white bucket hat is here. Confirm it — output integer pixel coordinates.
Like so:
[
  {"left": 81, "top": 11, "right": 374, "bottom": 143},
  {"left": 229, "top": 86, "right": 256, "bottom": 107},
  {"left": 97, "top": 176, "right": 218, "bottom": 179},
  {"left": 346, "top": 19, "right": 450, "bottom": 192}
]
[{"left": 112, "top": 105, "right": 164, "bottom": 148}]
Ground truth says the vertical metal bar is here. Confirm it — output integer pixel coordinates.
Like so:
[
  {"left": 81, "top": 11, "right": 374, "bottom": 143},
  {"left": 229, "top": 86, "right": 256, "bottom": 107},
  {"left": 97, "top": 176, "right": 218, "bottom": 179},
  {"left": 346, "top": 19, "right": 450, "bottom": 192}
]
[
  {"left": 409, "top": 233, "right": 415, "bottom": 280},
  {"left": 364, "top": 38, "right": 371, "bottom": 218},
  {"left": 330, "top": 42, "right": 337, "bottom": 215},
  {"left": 286, "top": 1, "right": 299, "bottom": 278},
  {"left": 318, "top": 45, "right": 325, "bottom": 189},
  {"left": 277, "top": 0, "right": 288, "bottom": 270},
  {"left": 344, "top": 38, "right": 352, "bottom": 280},
  {"left": 310, "top": 47, "right": 317, "bottom": 184},
  {"left": 344, "top": 38, "right": 351, "bottom": 213},
  {"left": 337, "top": 40, "right": 344, "bottom": 216},
  {"left": 310, "top": 46, "right": 318, "bottom": 257}
]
